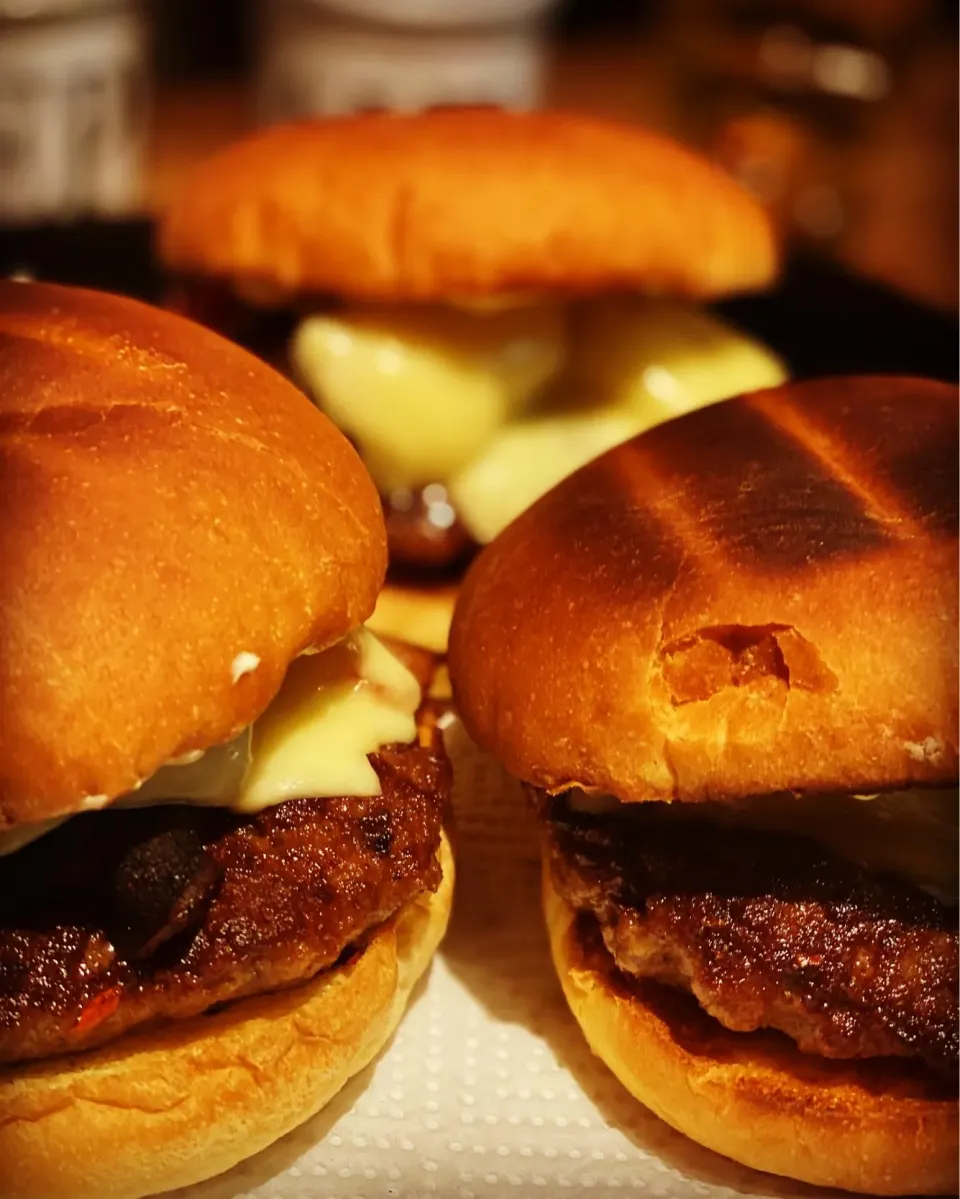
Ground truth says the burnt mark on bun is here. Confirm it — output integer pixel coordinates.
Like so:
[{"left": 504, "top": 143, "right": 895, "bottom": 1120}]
[
  {"left": 747, "top": 378, "right": 960, "bottom": 541},
  {"left": 779, "top": 377, "right": 958, "bottom": 537},
  {"left": 644, "top": 400, "right": 895, "bottom": 570},
  {"left": 528, "top": 450, "right": 688, "bottom": 604},
  {"left": 884, "top": 434, "right": 959, "bottom": 536}
]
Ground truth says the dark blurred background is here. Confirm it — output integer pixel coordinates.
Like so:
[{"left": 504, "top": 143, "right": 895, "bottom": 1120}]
[{"left": 1, "top": 0, "right": 956, "bottom": 311}]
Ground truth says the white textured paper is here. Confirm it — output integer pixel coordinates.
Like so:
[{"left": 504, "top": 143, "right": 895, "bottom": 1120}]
[{"left": 167, "top": 721, "right": 842, "bottom": 1199}]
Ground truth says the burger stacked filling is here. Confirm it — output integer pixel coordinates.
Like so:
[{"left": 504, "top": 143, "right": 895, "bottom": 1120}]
[
  {"left": 541, "top": 788, "right": 958, "bottom": 1082},
  {"left": 0, "top": 631, "right": 450, "bottom": 1066},
  {"left": 174, "top": 283, "right": 786, "bottom": 572}
]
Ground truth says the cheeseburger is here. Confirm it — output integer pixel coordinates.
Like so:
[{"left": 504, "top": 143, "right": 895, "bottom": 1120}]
[
  {"left": 448, "top": 376, "right": 958, "bottom": 1195},
  {"left": 158, "top": 107, "right": 786, "bottom": 649},
  {"left": 0, "top": 283, "right": 453, "bottom": 1199}
]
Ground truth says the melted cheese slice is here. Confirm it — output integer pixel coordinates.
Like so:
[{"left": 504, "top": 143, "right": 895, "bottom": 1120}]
[
  {"left": 0, "top": 629, "right": 421, "bottom": 856},
  {"left": 447, "top": 408, "right": 642, "bottom": 545},
  {"left": 292, "top": 304, "right": 566, "bottom": 491},
  {"left": 449, "top": 300, "right": 787, "bottom": 542},
  {"left": 567, "top": 786, "right": 958, "bottom": 904},
  {"left": 241, "top": 629, "right": 419, "bottom": 809},
  {"left": 566, "top": 297, "right": 787, "bottom": 421},
  {"left": 292, "top": 297, "right": 786, "bottom": 543}
]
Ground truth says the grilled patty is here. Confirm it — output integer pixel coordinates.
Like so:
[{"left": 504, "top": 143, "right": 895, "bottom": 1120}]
[
  {"left": 545, "top": 799, "right": 958, "bottom": 1079},
  {"left": 0, "top": 732, "right": 449, "bottom": 1065}
]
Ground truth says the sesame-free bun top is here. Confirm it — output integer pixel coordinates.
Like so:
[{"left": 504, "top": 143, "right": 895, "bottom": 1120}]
[
  {"left": 0, "top": 282, "right": 386, "bottom": 829},
  {"left": 158, "top": 108, "right": 778, "bottom": 303},
  {"left": 450, "top": 376, "right": 959, "bottom": 803}
]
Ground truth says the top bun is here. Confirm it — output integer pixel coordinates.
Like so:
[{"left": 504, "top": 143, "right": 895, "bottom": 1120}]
[
  {"left": 450, "top": 376, "right": 959, "bottom": 803},
  {"left": 0, "top": 282, "right": 386, "bottom": 829},
  {"left": 158, "top": 108, "right": 777, "bottom": 303}
]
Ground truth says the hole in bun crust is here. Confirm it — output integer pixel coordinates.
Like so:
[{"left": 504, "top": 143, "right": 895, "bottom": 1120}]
[{"left": 660, "top": 623, "right": 838, "bottom": 705}]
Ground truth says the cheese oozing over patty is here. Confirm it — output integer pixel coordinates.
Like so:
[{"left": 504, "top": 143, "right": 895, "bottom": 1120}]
[
  {"left": 291, "top": 297, "right": 787, "bottom": 543},
  {"left": 0, "top": 628, "right": 421, "bottom": 856}
]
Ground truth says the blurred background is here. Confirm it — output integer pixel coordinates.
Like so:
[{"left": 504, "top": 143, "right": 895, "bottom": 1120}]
[{"left": 1, "top": 0, "right": 956, "bottom": 311}]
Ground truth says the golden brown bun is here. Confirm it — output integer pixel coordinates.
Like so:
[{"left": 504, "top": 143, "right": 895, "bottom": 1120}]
[
  {"left": 158, "top": 109, "right": 778, "bottom": 303},
  {"left": 0, "top": 831, "right": 453, "bottom": 1199},
  {"left": 0, "top": 282, "right": 386, "bottom": 828},
  {"left": 450, "top": 376, "right": 959, "bottom": 802},
  {"left": 367, "top": 581, "right": 459, "bottom": 653},
  {"left": 543, "top": 859, "right": 958, "bottom": 1196}
]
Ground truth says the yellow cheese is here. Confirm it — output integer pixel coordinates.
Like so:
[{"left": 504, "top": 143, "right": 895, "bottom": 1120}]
[
  {"left": 240, "top": 628, "right": 420, "bottom": 809},
  {"left": 293, "top": 297, "right": 786, "bottom": 544},
  {"left": 567, "top": 786, "right": 958, "bottom": 904},
  {"left": 566, "top": 297, "right": 787, "bottom": 424},
  {"left": 448, "top": 301, "right": 786, "bottom": 543},
  {"left": 447, "top": 408, "right": 641, "bottom": 545},
  {"left": 0, "top": 629, "right": 421, "bottom": 855},
  {"left": 134, "top": 730, "right": 252, "bottom": 807},
  {"left": 292, "top": 304, "right": 566, "bottom": 491}
]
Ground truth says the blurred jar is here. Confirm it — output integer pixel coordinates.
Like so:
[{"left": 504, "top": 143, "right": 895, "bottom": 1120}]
[
  {"left": 255, "top": 0, "right": 560, "bottom": 122},
  {"left": 659, "top": 0, "right": 940, "bottom": 252},
  {"left": 0, "top": 0, "right": 150, "bottom": 223}
]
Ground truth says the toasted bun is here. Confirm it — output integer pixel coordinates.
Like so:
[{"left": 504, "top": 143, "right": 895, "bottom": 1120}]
[
  {"left": 542, "top": 859, "right": 958, "bottom": 1195},
  {"left": 0, "top": 830, "right": 452, "bottom": 1199},
  {"left": 158, "top": 108, "right": 777, "bottom": 303},
  {"left": 450, "top": 376, "right": 959, "bottom": 802},
  {"left": 367, "top": 581, "right": 459, "bottom": 653},
  {"left": 0, "top": 282, "right": 386, "bottom": 828}
]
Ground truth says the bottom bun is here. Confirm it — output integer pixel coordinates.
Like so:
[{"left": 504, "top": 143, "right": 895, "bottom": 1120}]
[
  {"left": 542, "top": 856, "right": 958, "bottom": 1196},
  {"left": 367, "top": 582, "right": 459, "bottom": 653},
  {"left": 1, "top": 831, "right": 454, "bottom": 1199}
]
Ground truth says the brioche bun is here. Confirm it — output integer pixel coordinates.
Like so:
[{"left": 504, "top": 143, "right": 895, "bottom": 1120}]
[
  {"left": 542, "top": 860, "right": 957, "bottom": 1196},
  {"left": 0, "top": 282, "right": 386, "bottom": 829},
  {"left": 0, "top": 832, "right": 452, "bottom": 1199},
  {"left": 158, "top": 108, "right": 777, "bottom": 303},
  {"left": 450, "top": 376, "right": 959, "bottom": 804}
]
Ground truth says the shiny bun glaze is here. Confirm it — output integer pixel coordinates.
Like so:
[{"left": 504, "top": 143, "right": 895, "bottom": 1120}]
[
  {"left": 158, "top": 108, "right": 777, "bottom": 303},
  {"left": 450, "top": 376, "right": 959, "bottom": 803},
  {"left": 0, "top": 282, "right": 386, "bottom": 829}
]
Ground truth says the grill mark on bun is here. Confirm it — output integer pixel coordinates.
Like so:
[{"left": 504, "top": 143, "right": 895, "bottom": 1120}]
[
  {"left": 745, "top": 383, "right": 958, "bottom": 538},
  {"left": 449, "top": 375, "right": 959, "bottom": 803},
  {"left": 631, "top": 400, "right": 895, "bottom": 571},
  {"left": 771, "top": 377, "right": 960, "bottom": 537},
  {"left": 523, "top": 451, "right": 688, "bottom": 605}
]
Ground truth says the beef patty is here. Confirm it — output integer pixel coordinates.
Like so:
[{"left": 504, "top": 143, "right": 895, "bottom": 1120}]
[
  {"left": 381, "top": 483, "right": 477, "bottom": 573},
  {"left": 545, "top": 799, "right": 958, "bottom": 1079},
  {"left": 0, "top": 731, "right": 449, "bottom": 1065}
]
